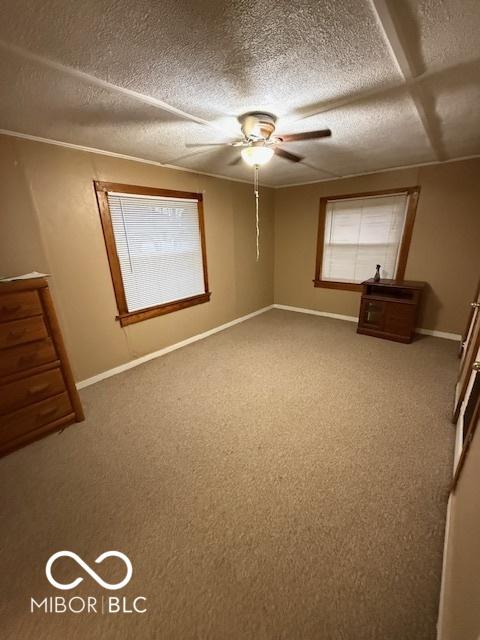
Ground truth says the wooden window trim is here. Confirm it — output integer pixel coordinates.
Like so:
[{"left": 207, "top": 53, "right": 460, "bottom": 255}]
[
  {"left": 94, "top": 181, "right": 210, "bottom": 327},
  {"left": 313, "top": 186, "right": 420, "bottom": 292}
]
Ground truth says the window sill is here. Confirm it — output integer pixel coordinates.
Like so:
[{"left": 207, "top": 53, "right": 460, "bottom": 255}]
[
  {"left": 116, "top": 292, "right": 211, "bottom": 327},
  {"left": 313, "top": 279, "right": 362, "bottom": 292}
]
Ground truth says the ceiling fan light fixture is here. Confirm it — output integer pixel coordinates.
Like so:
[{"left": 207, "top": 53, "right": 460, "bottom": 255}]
[{"left": 240, "top": 145, "right": 274, "bottom": 166}]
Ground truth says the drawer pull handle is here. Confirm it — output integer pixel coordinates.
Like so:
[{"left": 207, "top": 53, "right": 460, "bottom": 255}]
[
  {"left": 8, "top": 328, "right": 27, "bottom": 340},
  {"left": 2, "top": 304, "right": 21, "bottom": 313},
  {"left": 19, "top": 353, "right": 38, "bottom": 365},
  {"left": 37, "top": 406, "right": 58, "bottom": 420},
  {"left": 28, "top": 383, "right": 51, "bottom": 396}
]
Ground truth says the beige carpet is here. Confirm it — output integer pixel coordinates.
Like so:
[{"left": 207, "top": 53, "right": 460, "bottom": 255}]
[{"left": 0, "top": 309, "right": 456, "bottom": 639}]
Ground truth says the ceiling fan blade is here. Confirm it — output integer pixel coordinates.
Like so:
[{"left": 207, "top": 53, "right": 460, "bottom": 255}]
[
  {"left": 276, "top": 129, "right": 332, "bottom": 143},
  {"left": 228, "top": 155, "right": 242, "bottom": 166},
  {"left": 274, "top": 147, "right": 304, "bottom": 163}
]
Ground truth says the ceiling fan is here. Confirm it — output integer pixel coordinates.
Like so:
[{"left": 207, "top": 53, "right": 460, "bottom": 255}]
[
  {"left": 186, "top": 112, "right": 331, "bottom": 262},
  {"left": 186, "top": 111, "right": 332, "bottom": 166}
]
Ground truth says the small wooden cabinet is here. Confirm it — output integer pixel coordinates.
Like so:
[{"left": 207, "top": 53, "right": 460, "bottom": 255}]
[
  {"left": 357, "top": 279, "right": 426, "bottom": 343},
  {"left": 0, "top": 278, "right": 84, "bottom": 456}
]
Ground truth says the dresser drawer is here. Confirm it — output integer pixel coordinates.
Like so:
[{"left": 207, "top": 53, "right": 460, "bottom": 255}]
[
  {"left": 0, "top": 278, "right": 83, "bottom": 456},
  {"left": 0, "top": 392, "right": 73, "bottom": 444},
  {"left": 0, "top": 368, "right": 66, "bottom": 415},
  {"left": 0, "top": 339, "right": 57, "bottom": 378},
  {"left": 0, "top": 316, "right": 48, "bottom": 349},
  {"left": 0, "top": 290, "right": 42, "bottom": 322}
]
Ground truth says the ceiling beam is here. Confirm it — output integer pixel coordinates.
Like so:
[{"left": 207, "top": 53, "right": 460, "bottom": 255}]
[
  {"left": 296, "top": 79, "right": 402, "bottom": 121},
  {"left": 0, "top": 38, "right": 224, "bottom": 133},
  {"left": 370, "top": 0, "right": 446, "bottom": 161}
]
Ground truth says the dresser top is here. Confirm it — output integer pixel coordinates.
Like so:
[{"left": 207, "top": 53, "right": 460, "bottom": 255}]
[{"left": 0, "top": 277, "right": 49, "bottom": 293}]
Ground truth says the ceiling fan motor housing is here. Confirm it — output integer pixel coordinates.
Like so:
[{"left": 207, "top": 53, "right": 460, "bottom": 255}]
[{"left": 239, "top": 112, "right": 277, "bottom": 141}]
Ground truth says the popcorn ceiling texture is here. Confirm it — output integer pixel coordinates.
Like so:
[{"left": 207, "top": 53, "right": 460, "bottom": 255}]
[
  {"left": 0, "top": 0, "right": 479, "bottom": 185},
  {"left": 0, "top": 310, "right": 456, "bottom": 639}
]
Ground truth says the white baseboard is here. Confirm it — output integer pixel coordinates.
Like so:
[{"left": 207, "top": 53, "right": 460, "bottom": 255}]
[
  {"left": 77, "top": 302, "right": 460, "bottom": 389},
  {"left": 273, "top": 304, "right": 461, "bottom": 342},
  {"left": 416, "top": 328, "right": 461, "bottom": 341},
  {"left": 273, "top": 304, "right": 358, "bottom": 323},
  {"left": 76, "top": 305, "right": 274, "bottom": 389}
]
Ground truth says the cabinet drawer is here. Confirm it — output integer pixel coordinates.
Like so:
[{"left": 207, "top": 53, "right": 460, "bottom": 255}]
[
  {"left": 0, "top": 291, "right": 42, "bottom": 322},
  {"left": 0, "top": 316, "right": 48, "bottom": 349},
  {"left": 0, "top": 368, "right": 66, "bottom": 415},
  {"left": 0, "top": 392, "right": 72, "bottom": 443},
  {"left": 0, "top": 339, "right": 57, "bottom": 378}
]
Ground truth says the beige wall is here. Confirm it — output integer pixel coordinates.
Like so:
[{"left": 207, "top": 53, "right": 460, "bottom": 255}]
[
  {"left": 0, "top": 136, "right": 49, "bottom": 275},
  {"left": 274, "top": 159, "right": 480, "bottom": 334},
  {"left": 0, "top": 135, "right": 274, "bottom": 382},
  {"left": 2, "top": 132, "right": 479, "bottom": 383},
  {"left": 439, "top": 421, "right": 480, "bottom": 639}
]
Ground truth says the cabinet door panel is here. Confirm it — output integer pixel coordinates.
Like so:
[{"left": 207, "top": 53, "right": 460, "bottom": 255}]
[
  {"left": 383, "top": 303, "right": 415, "bottom": 338},
  {"left": 360, "top": 299, "right": 385, "bottom": 330}
]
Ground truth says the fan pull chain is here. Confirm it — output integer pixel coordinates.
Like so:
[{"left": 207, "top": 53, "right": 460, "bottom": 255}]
[{"left": 254, "top": 164, "right": 260, "bottom": 261}]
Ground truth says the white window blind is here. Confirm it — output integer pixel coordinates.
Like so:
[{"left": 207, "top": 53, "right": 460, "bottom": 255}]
[
  {"left": 107, "top": 192, "right": 205, "bottom": 312},
  {"left": 322, "top": 193, "right": 409, "bottom": 284}
]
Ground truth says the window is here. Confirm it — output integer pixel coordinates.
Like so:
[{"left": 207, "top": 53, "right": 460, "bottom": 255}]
[
  {"left": 314, "top": 187, "right": 419, "bottom": 292},
  {"left": 95, "top": 182, "right": 210, "bottom": 326}
]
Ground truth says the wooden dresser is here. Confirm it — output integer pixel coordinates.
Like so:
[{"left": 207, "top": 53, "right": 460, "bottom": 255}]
[
  {"left": 357, "top": 278, "right": 426, "bottom": 343},
  {"left": 0, "top": 278, "right": 83, "bottom": 456}
]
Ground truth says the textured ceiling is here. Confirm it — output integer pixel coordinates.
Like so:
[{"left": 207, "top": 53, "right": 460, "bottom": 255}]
[{"left": 0, "top": 0, "right": 479, "bottom": 186}]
